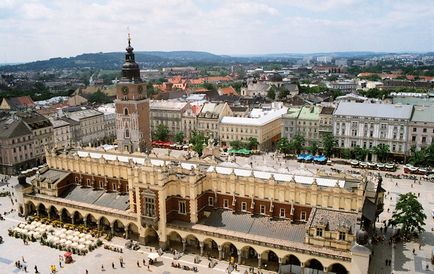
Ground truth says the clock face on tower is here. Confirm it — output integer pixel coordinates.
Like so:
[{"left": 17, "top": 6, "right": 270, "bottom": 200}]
[
  {"left": 138, "top": 85, "right": 143, "bottom": 94},
  {"left": 122, "top": 86, "right": 129, "bottom": 95}
]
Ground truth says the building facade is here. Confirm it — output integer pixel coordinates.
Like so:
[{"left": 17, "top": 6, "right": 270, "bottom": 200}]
[
  {"left": 197, "top": 102, "right": 232, "bottom": 141},
  {"left": 0, "top": 117, "right": 35, "bottom": 174},
  {"left": 150, "top": 101, "right": 189, "bottom": 139},
  {"left": 66, "top": 109, "right": 105, "bottom": 146},
  {"left": 115, "top": 37, "right": 151, "bottom": 153},
  {"left": 408, "top": 106, "right": 434, "bottom": 151},
  {"left": 51, "top": 118, "right": 72, "bottom": 149},
  {"left": 16, "top": 148, "right": 382, "bottom": 274},
  {"left": 333, "top": 102, "right": 413, "bottom": 161},
  {"left": 220, "top": 103, "right": 287, "bottom": 151}
]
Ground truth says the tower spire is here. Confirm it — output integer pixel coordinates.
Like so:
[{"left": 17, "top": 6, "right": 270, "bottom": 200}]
[{"left": 128, "top": 32, "right": 131, "bottom": 47}]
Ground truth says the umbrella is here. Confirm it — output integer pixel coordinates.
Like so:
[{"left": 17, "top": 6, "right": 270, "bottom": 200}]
[
  {"left": 73, "top": 231, "right": 80, "bottom": 236},
  {"left": 79, "top": 238, "right": 86, "bottom": 244},
  {"left": 85, "top": 240, "right": 93, "bottom": 246},
  {"left": 147, "top": 253, "right": 160, "bottom": 260},
  {"left": 40, "top": 224, "right": 47, "bottom": 229},
  {"left": 66, "top": 230, "right": 74, "bottom": 235},
  {"left": 54, "top": 231, "right": 63, "bottom": 237},
  {"left": 18, "top": 223, "right": 26, "bottom": 228},
  {"left": 77, "top": 244, "right": 87, "bottom": 251},
  {"left": 60, "top": 228, "right": 67, "bottom": 233},
  {"left": 65, "top": 240, "right": 72, "bottom": 246},
  {"left": 71, "top": 242, "right": 78, "bottom": 248},
  {"left": 85, "top": 235, "right": 92, "bottom": 240},
  {"left": 72, "top": 236, "right": 80, "bottom": 242},
  {"left": 66, "top": 235, "right": 74, "bottom": 240},
  {"left": 34, "top": 232, "right": 41, "bottom": 239},
  {"left": 59, "top": 239, "right": 67, "bottom": 244},
  {"left": 79, "top": 233, "right": 86, "bottom": 238}
]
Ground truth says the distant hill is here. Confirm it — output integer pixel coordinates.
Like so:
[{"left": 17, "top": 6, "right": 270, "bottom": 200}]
[{"left": 0, "top": 51, "right": 237, "bottom": 72}]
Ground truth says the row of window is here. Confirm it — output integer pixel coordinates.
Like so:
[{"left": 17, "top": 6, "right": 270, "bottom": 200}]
[
  {"left": 315, "top": 228, "right": 346, "bottom": 241},
  {"left": 176, "top": 197, "right": 308, "bottom": 220}
]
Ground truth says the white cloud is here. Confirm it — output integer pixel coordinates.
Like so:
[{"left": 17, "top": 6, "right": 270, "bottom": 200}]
[{"left": 0, "top": 0, "right": 432, "bottom": 62}]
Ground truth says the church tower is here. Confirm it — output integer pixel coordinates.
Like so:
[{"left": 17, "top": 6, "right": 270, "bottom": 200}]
[{"left": 115, "top": 35, "right": 151, "bottom": 153}]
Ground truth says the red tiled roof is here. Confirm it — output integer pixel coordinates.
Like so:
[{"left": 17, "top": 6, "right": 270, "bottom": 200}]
[{"left": 219, "top": 86, "right": 237, "bottom": 95}]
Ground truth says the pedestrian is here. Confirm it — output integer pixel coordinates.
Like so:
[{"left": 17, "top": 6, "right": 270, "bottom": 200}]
[
  {"left": 418, "top": 193, "right": 420, "bottom": 197},
  {"left": 143, "top": 259, "right": 146, "bottom": 265},
  {"left": 24, "top": 265, "right": 27, "bottom": 272},
  {"left": 34, "top": 265, "right": 38, "bottom": 273},
  {"left": 22, "top": 256, "right": 25, "bottom": 263},
  {"left": 148, "top": 264, "right": 150, "bottom": 270},
  {"left": 419, "top": 243, "right": 422, "bottom": 249},
  {"left": 412, "top": 248, "right": 415, "bottom": 254},
  {"left": 385, "top": 259, "right": 388, "bottom": 266},
  {"left": 137, "top": 260, "right": 140, "bottom": 267},
  {"left": 112, "top": 262, "right": 115, "bottom": 269},
  {"left": 86, "top": 270, "right": 88, "bottom": 274},
  {"left": 101, "top": 264, "right": 105, "bottom": 271}
]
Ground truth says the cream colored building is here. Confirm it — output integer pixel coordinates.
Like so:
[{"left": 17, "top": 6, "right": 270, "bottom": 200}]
[
  {"left": 66, "top": 109, "right": 105, "bottom": 146},
  {"left": 197, "top": 102, "right": 232, "bottom": 141},
  {"left": 50, "top": 118, "right": 72, "bottom": 148},
  {"left": 16, "top": 147, "right": 382, "bottom": 274},
  {"left": 150, "top": 100, "right": 189, "bottom": 139},
  {"left": 220, "top": 103, "right": 287, "bottom": 151}
]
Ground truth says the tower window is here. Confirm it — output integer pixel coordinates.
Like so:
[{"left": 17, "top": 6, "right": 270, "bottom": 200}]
[
  {"left": 124, "top": 108, "right": 129, "bottom": 116},
  {"left": 125, "top": 129, "right": 130, "bottom": 138}
]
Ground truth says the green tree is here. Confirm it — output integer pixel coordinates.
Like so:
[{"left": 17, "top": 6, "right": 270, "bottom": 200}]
[
  {"left": 308, "top": 141, "right": 319, "bottom": 155},
  {"left": 190, "top": 131, "right": 207, "bottom": 156},
  {"left": 230, "top": 140, "right": 245, "bottom": 150},
  {"left": 373, "top": 144, "right": 390, "bottom": 162},
  {"left": 267, "top": 87, "right": 276, "bottom": 100},
  {"left": 88, "top": 89, "right": 112, "bottom": 104},
  {"left": 153, "top": 124, "right": 169, "bottom": 141},
  {"left": 277, "top": 137, "right": 291, "bottom": 156},
  {"left": 391, "top": 193, "right": 426, "bottom": 239},
  {"left": 408, "top": 144, "right": 434, "bottom": 167},
  {"left": 290, "top": 134, "right": 305, "bottom": 154},
  {"left": 321, "top": 133, "right": 336, "bottom": 157},
  {"left": 341, "top": 148, "right": 352, "bottom": 159},
  {"left": 174, "top": 132, "right": 184, "bottom": 144},
  {"left": 247, "top": 137, "right": 259, "bottom": 150},
  {"left": 353, "top": 146, "right": 369, "bottom": 161}
]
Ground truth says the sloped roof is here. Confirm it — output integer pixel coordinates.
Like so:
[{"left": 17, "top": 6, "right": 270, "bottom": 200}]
[
  {"left": 0, "top": 118, "right": 32, "bottom": 138},
  {"left": 1, "top": 96, "right": 35, "bottom": 110},
  {"left": 334, "top": 102, "right": 413, "bottom": 119},
  {"left": 411, "top": 106, "right": 434, "bottom": 123}
]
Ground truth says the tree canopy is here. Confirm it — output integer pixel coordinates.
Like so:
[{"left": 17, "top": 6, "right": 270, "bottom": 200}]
[
  {"left": 391, "top": 193, "right": 426, "bottom": 238},
  {"left": 408, "top": 144, "right": 434, "bottom": 167},
  {"left": 174, "top": 132, "right": 184, "bottom": 144},
  {"left": 190, "top": 131, "right": 207, "bottom": 156},
  {"left": 153, "top": 124, "right": 169, "bottom": 141},
  {"left": 373, "top": 144, "right": 390, "bottom": 162},
  {"left": 88, "top": 89, "right": 113, "bottom": 104},
  {"left": 321, "top": 133, "right": 336, "bottom": 157}
]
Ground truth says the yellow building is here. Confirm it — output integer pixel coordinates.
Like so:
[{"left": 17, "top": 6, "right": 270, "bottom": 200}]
[{"left": 15, "top": 148, "right": 381, "bottom": 274}]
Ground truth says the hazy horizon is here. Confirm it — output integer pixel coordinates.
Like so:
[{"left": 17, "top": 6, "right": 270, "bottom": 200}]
[{"left": 1, "top": 0, "right": 433, "bottom": 63}]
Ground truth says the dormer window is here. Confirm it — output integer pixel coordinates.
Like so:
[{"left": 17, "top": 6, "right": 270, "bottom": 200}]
[{"left": 316, "top": 228, "right": 323, "bottom": 237}]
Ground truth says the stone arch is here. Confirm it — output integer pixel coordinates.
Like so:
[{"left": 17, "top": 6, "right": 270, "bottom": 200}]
[
  {"left": 37, "top": 203, "right": 47, "bottom": 217},
  {"left": 73, "top": 211, "right": 84, "bottom": 225},
  {"left": 99, "top": 216, "right": 110, "bottom": 232},
  {"left": 281, "top": 254, "right": 302, "bottom": 274},
  {"left": 282, "top": 254, "right": 301, "bottom": 266},
  {"left": 185, "top": 234, "right": 200, "bottom": 254},
  {"left": 328, "top": 263, "right": 348, "bottom": 274},
  {"left": 49, "top": 205, "right": 59, "bottom": 219},
  {"left": 221, "top": 242, "right": 238, "bottom": 262},
  {"left": 26, "top": 201, "right": 37, "bottom": 216},
  {"left": 127, "top": 223, "right": 139, "bottom": 241},
  {"left": 240, "top": 245, "right": 259, "bottom": 267},
  {"left": 112, "top": 219, "right": 125, "bottom": 236},
  {"left": 261, "top": 250, "right": 279, "bottom": 271},
  {"left": 85, "top": 213, "right": 98, "bottom": 228},
  {"left": 203, "top": 238, "right": 219, "bottom": 259},
  {"left": 305, "top": 258, "right": 324, "bottom": 272},
  {"left": 61, "top": 208, "right": 72, "bottom": 223},
  {"left": 168, "top": 231, "right": 183, "bottom": 251},
  {"left": 144, "top": 226, "right": 159, "bottom": 247}
]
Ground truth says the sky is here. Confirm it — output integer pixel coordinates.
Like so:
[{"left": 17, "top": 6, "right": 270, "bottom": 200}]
[{"left": 0, "top": 0, "right": 433, "bottom": 63}]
